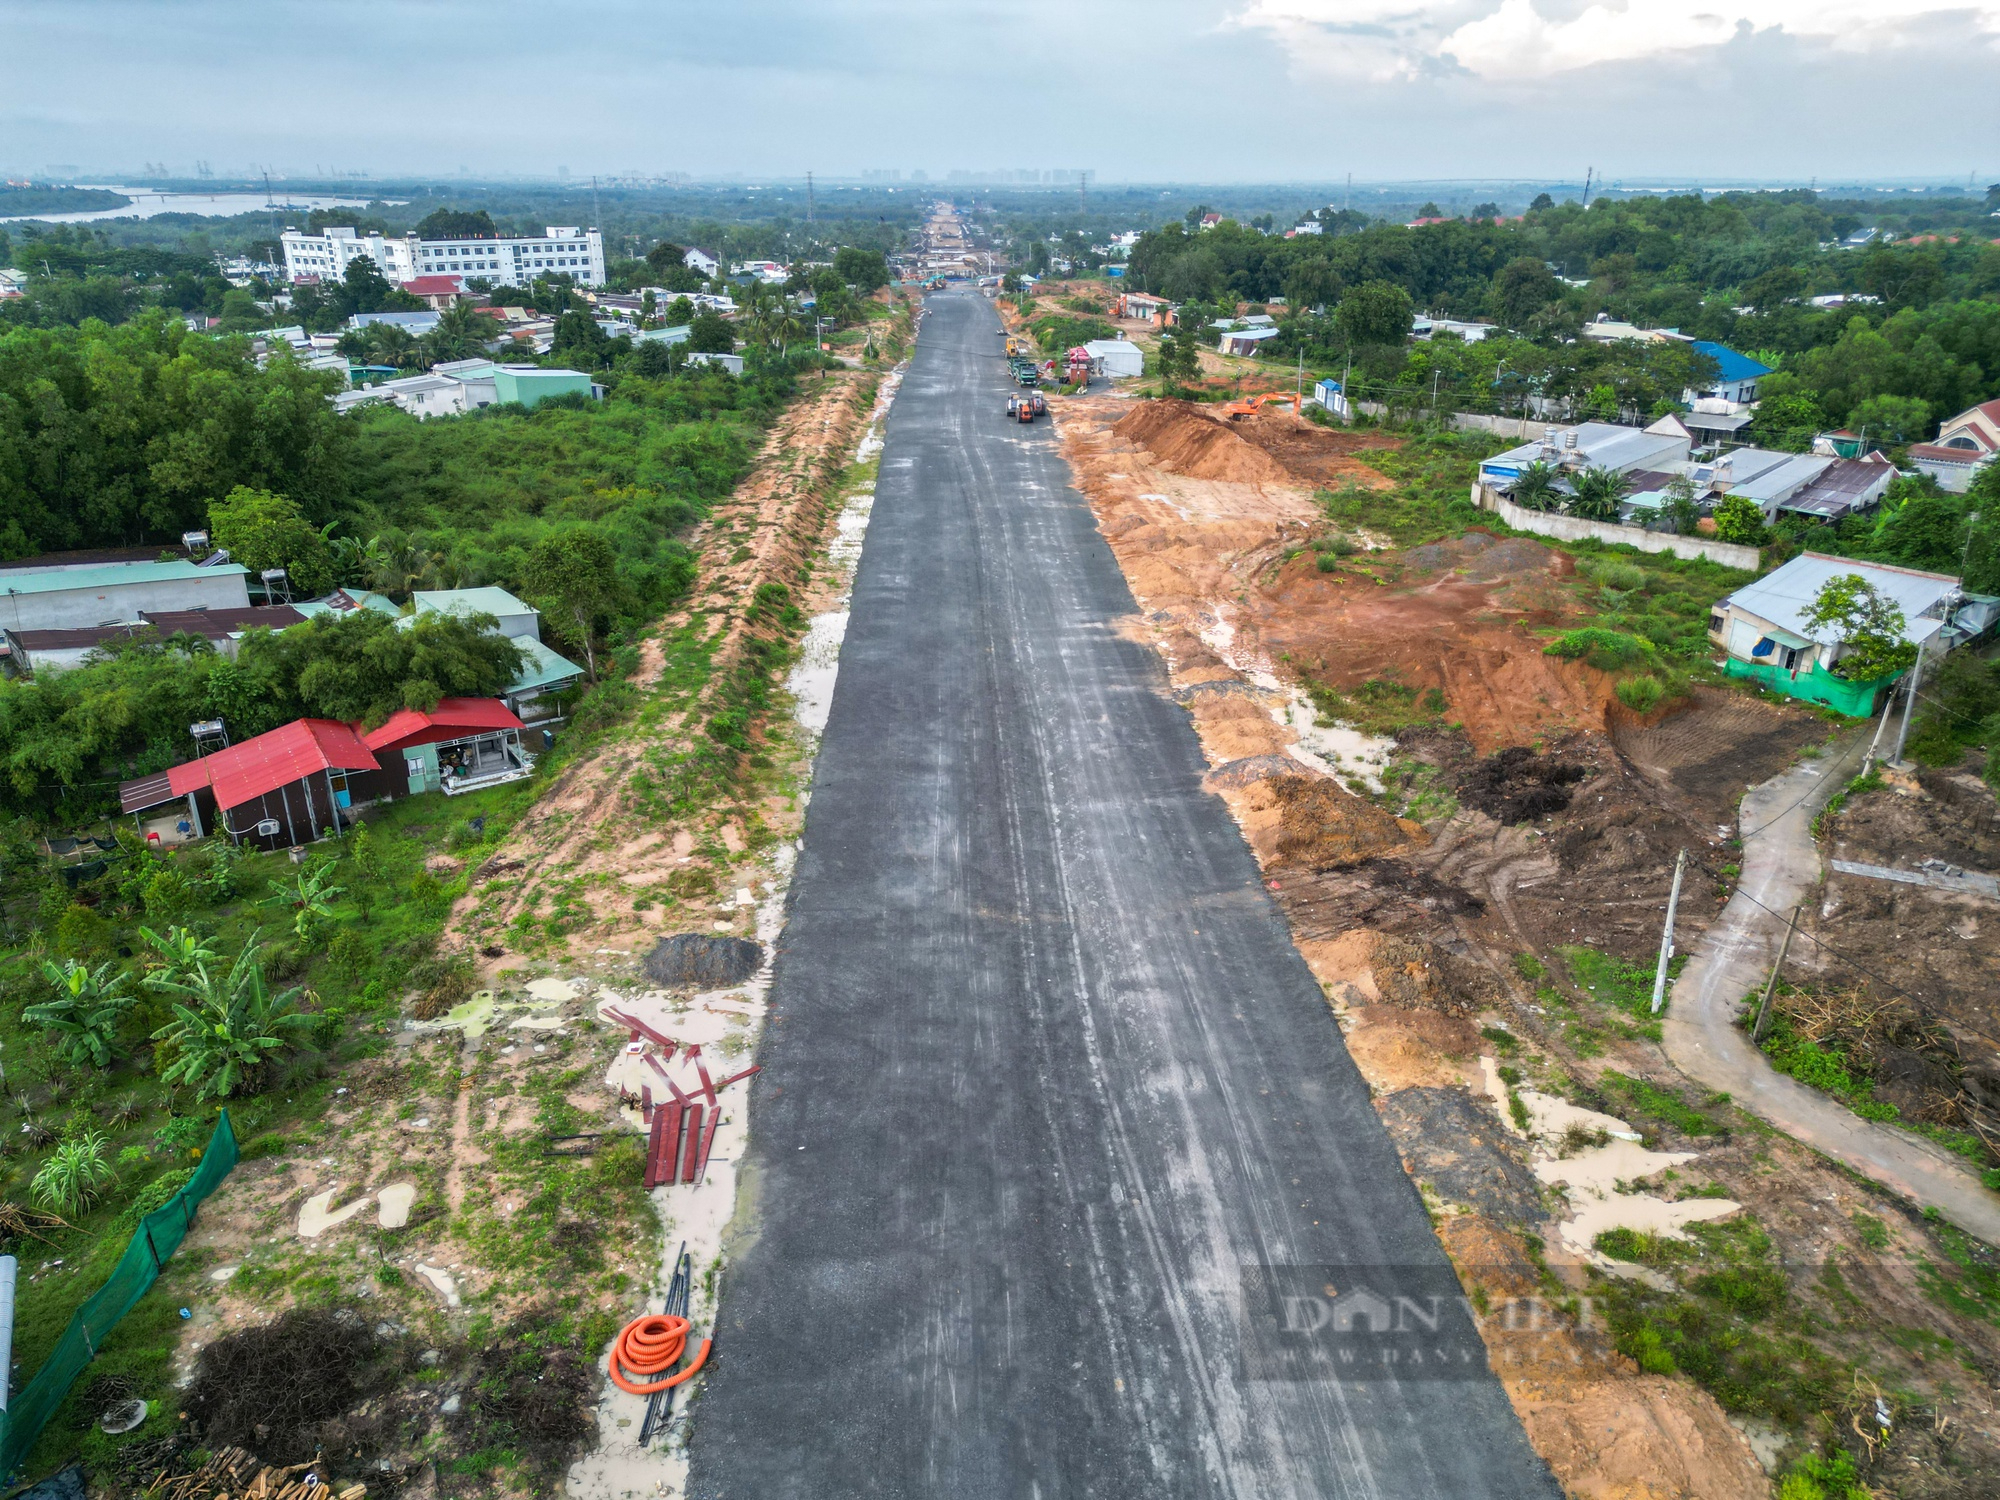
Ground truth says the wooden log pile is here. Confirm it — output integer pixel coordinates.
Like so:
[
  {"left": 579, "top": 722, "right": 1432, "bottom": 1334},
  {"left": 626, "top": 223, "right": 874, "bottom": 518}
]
[{"left": 139, "top": 1447, "right": 365, "bottom": 1500}]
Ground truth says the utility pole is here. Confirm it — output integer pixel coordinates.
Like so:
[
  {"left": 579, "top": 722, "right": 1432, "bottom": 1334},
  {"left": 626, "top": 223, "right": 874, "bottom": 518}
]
[
  {"left": 1751, "top": 906, "right": 1803, "bottom": 1043},
  {"left": 1582, "top": 167, "right": 1594, "bottom": 207},
  {"left": 1891, "top": 637, "right": 1927, "bottom": 765},
  {"left": 1649, "top": 848, "right": 1687, "bottom": 1013}
]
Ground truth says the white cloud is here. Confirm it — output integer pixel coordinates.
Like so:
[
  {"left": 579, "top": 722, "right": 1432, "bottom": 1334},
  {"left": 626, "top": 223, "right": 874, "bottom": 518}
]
[{"left": 1231, "top": 0, "right": 2000, "bottom": 77}]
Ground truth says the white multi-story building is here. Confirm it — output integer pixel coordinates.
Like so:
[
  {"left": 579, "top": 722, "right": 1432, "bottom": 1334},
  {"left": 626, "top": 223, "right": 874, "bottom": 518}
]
[
  {"left": 283, "top": 226, "right": 605, "bottom": 289},
  {"left": 281, "top": 227, "right": 418, "bottom": 283}
]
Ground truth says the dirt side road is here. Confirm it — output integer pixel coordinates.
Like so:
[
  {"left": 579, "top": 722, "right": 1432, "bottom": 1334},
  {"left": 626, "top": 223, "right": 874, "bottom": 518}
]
[
  {"left": 1663, "top": 738, "right": 2000, "bottom": 1243},
  {"left": 687, "top": 291, "right": 1559, "bottom": 1498}
]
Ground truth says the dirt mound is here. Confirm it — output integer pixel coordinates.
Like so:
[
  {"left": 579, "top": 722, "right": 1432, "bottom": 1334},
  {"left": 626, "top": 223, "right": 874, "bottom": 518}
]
[
  {"left": 1266, "top": 773, "right": 1423, "bottom": 868},
  {"left": 644, "top": 932, "right": 764, "bottom": 988},
  {"left": 1405, "top": 530, "right": 1560, "bottom": 583},
  {"left": 1113, "top": 400, "right": 1294, "bottom": 485},
  {"left": 1614, "top": 687, "right": 1824, "bottom": 828},
  {"left": 1368, "top": 934, "right": 1502, "bottom": 1013},
  {"left": 1458, "top": 747, "right": 1589, "bottom": 824},
  {"left": 1229, "top": 411, "right": 1401, "bottom": 488}
]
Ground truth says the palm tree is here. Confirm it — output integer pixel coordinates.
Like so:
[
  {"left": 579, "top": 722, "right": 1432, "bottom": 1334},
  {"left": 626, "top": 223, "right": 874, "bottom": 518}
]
[
  {"left": 26, "top": 960, "right": 136, "bottom": 1069},
  {"left": 1509, "top": 461, "right": 1562, "bottom": 512},
  {"left": 146, "top": 931, "right": 317, "bottom": 1102},
  {"left": 424, "top": 298, "right": 489, "bottom": 363},
  {"left": 1566, "top": 466, "right": 1630, "bottom": 521}
]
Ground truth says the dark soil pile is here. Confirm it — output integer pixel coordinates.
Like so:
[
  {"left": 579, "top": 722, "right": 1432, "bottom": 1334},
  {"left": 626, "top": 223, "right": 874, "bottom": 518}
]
[
  {"left": 1404, "top": 531, "right": 1558, "bottom": 583},
  {"left": 184, "top": 1309, "right": 400, "bottom": 1464},
  {"left": 1376, "top": 1088, "right": 1544, "bottom": 1222},
  {"left": 1458, "top": 747, "right": 1589, "bottom": 824},
  {"left": 466, "top": 1335, "right": 596, "bottom": 1473},
  {"left": 645, "top": 932, "right": 764, "bottom": 988}
]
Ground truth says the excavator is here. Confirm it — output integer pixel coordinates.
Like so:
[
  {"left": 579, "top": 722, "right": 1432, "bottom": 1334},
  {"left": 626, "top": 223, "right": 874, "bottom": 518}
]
[{"left": 1219, "top": 392, "right": 1302, "bottom": 420}]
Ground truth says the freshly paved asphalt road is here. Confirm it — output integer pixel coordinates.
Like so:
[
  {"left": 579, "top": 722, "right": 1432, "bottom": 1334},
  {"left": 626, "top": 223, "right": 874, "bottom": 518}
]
[
  {"left": 1662, "top": 734, "right": 2000, "bottom": 1243},
  {"left": 688, "top": 291, "right": 1559, "bottom": 1499}
]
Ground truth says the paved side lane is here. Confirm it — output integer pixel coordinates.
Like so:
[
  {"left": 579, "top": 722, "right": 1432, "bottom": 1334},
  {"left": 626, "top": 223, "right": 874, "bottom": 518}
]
[
  {"left": 1663, "top": 735, "right": 2000, "bottom": 1243},
  {"left": 688, "top": 291, "right": 1559, "bottom": 1499}
]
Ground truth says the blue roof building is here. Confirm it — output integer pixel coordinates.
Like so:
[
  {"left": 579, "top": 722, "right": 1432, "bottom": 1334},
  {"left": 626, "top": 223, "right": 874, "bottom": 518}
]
[{"left": 1687, "top": 342, "right": 1773, "bottom": 406}]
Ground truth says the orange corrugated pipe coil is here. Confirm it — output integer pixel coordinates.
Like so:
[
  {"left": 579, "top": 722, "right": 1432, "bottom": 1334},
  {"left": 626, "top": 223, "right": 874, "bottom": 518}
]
[{"left": 607, "top": 1314, "right": 712, "bottom": 1395}]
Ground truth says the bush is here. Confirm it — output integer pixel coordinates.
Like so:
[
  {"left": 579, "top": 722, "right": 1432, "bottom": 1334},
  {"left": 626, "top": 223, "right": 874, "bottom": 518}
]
[
  {"left": 1544, "top": 627, "right": 1654, "bottom": 670},
  {"left": 120, "top": 1166, "right": 195, "bottom": 1224},
  {"left": 1616, "top": 676, "right": 1665, "bottom": 712},
  {"left": 52, "top": 904, "right": 112, "bottom": 959}
]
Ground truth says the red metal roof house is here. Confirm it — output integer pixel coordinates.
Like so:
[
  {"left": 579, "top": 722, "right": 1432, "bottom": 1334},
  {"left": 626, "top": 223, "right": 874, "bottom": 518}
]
[{"left": 120, "top": 718, "right": 385, "bottom": 850}]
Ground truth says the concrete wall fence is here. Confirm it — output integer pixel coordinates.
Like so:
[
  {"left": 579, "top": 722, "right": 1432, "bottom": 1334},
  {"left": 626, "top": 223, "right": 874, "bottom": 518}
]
[{"left": 1478, "top": 491, "right": 1762, "bottom": 570}]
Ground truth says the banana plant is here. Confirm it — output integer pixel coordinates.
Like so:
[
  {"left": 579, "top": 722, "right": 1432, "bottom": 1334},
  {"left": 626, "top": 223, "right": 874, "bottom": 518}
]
[
  {"left": 266, "top": 862, "right": 346, "bottom": 950},
  {"left": 145, "top": 931, "right": 316, "bottom": 1102},
  {"left": 26, "top": 959, "right": 137, "bottom": 1069},
  {"left": 138, "top": 923, "right": 221, "bottom": 984}
]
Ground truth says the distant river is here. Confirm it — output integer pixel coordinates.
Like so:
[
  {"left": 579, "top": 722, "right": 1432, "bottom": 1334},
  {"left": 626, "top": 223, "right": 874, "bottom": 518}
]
[{"left": 0, "top": 186, "right": 401, "bottom": 225}]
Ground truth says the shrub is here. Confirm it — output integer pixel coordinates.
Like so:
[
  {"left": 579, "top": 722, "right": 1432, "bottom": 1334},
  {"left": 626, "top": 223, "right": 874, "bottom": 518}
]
[
  {"left": 142, "top": 865, "right": 199, "bottom": 921},
  {"left": 1616, "top": 676, "right": 1665, "bottom": 713},
  {"left": 51, "top": 904, "right": 113, "bottom": 960},
  {"left": 1544, "top": 628, "right": 1654, "bottom": 671},
  {"left": 32, "top": 1128, "right": 115, "bottom": 1216},
  {"left": 121, "top": 1166, "right": 195, "bottom": 1224},
  {"left": 26, "top": 958, "right": 137, "bottom": 1068},
  {"left": 1597, "top": 562, "right": 1649, "bottom": 592}
]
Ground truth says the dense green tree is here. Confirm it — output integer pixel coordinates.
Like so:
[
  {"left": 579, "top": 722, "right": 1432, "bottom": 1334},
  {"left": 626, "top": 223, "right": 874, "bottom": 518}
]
[
  {"left": 1872, "top": 490, "right": 1969, "bottom": 572},
  {"left": 1803, "top": 574, "right": 1917, "bottom": 680},
  {"left": 1336, "top": 281, "right": 1415, "bottom": 348},
  {"left": 239, "top": 609, "right": 526, "bottom": 727},
  {"left": 0, "top": 315, "right": 348, "bottom": 558},
  {"left": 687, "top": 310, "right": 735, "bottom": 354},
  {"left": 1492, "top": 257, "right": 1562, "bottom": 332},
  {"left": 521, "top": 527, "right": 626, "bottom": 681},
  {"left": 414, "top": 208, "right": 497, "bottom": 239},
  {"left": 1156, "top": 323, "right": 1202, "bottom": 392},
  {"left": 1712, "top": 494, "right": 1769, "bottom": 545},
  {"left": 1282, "top": 257, "right": 1343, "bottom": 313},
  {"left": 1848, "top": 393, "right": 1930, "bottom": 445},
  {"left": 1751, "top": 392, "right": 1825, "bottom": 451},
  {"left": 551, "top": 308, "right": 615, "bottom": 367},
  {"left": 209, "top": 485, "right": 336, "bottom": 595},
  {"left": 833, "top": 245, "right": 889, "bottom": 292}
]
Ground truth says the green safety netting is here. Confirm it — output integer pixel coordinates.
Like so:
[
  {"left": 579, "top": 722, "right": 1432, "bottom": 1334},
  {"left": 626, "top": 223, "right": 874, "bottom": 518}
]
[{"left": 0, "top": 1111, "right": 239, "bottom": 1480}]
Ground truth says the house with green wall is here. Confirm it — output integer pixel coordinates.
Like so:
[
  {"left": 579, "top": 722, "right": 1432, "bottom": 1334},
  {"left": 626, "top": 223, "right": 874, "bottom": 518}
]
[{"left": 1707, "top": 553, "right": 1967, "bottom": 717}]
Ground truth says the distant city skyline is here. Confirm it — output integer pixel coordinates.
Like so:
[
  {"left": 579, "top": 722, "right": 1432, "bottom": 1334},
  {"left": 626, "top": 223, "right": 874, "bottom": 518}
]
[{"left": 2, "top": 0, "right": 1994, "bottom": 184}]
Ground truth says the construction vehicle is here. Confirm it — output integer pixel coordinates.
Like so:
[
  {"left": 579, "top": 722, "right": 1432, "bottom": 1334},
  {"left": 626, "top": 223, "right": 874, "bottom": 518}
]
[
  {"left": 1006, "top": 392, "right": 1047, "bottom": 423},
  {"left": 1219, "top": 392, "right": 1301, "bottom": 419}
]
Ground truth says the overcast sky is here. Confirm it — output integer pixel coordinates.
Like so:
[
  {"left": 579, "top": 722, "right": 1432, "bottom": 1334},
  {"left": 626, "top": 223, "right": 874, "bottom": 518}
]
[{"left": 3, "top": 0, "right": 1995, "bottom": 184}]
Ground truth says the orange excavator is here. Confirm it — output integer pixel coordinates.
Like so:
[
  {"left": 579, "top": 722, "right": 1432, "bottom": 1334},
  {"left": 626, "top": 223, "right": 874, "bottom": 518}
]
[{"left": 1220, "top": 392, "right": 1301, "bottom": 419}]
